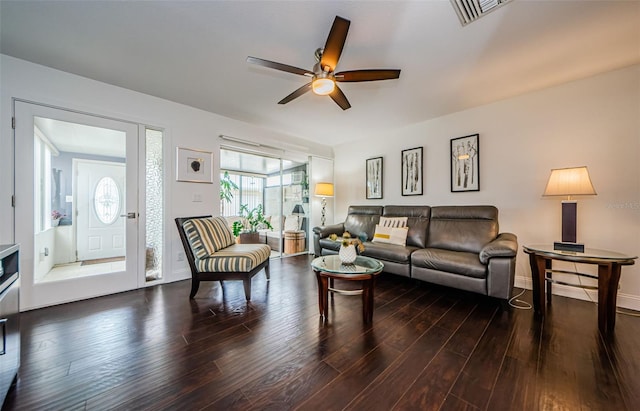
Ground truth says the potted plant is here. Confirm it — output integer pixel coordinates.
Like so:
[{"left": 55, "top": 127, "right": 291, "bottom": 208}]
[
  {"left": 232, "top": 204, "right": 273, "bottom": 244},
  {"left": 220, "top": 171, "right": 239, "bottom": 216}
]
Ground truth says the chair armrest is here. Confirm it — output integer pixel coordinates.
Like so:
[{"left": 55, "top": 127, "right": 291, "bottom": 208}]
[
  {"left": 312, "top": 223, "right": 345, "bottom": 239},
  {"left": 479, "top": 233, "right": 518, "bottom": 264}
]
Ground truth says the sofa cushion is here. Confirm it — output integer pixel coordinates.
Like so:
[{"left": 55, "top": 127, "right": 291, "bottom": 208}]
[
  {"left": 372, "top": 225, "right": 409, "bottom": 246},
  {"left": 382, "top": 205, "right": 431, "bottom": 248},
  {"left": 362, "top": 242, "right": 418, "bottom": 264},
  {"left": 195, "top": 243, "right": 270, "bottom": 272},
  {"left": 412, "top": 248, "right": 487, "bottom": 279},
  {"left": 183, "top": 217, "right": 235, "bottom": 258},
  {"left": 343, "top": 206, "right": 383, "bottom": 241},
  {"left": 427, "top": 206, "right": 498, "bottom": 254},
  {"left": 318, "top": 237, "right": 341, "bottom": 252}
]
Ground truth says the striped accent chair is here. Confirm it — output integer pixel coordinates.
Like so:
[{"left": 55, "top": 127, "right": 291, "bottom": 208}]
[{"left": 176, "top": 216, "right": 270, "bottom": 300}]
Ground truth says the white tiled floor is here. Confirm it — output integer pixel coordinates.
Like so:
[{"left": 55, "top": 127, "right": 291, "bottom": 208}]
[{"left": 39, "top": 260, "right": 126, "bottom": 283}]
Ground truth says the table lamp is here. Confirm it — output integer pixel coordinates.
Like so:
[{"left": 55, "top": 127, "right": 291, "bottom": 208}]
[
  {"left": 543, "top": 166, "right": 597, "bottom": 252},
  {"left": 314, "top": 182, "right": 334, "bottom": 226},
  {"left": 291, "top": 204, "right": 305, "bottom": 230}
]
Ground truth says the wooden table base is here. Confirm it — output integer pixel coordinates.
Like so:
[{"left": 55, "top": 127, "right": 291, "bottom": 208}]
[
  {"left": 525, "top": 247, "right": 635, "bottom": 336},
  {"left": 315, "top": 271, "right": 377, "bottom": 324}
]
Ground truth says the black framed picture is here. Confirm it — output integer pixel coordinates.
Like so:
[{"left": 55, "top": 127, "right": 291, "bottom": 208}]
[
  {"left": 401, "top": 147, "right": 423, "bottom": 196},
  {"left": 366, "top": 157, "right": 383, "bottom": 199},
  {"left": 451, "top": 134, "right": 479, "bottom": 192}
]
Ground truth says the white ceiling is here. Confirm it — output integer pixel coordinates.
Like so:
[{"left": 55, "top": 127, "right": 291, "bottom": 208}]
[
  {"left": 34, "top": 116, "right": 126, "bottom": 158},
  {"left": 220, "top": 148, "right": 303, "bottom": 175},
  {"left": 2, "top": 1, "right": 639, "bottom": 147}
]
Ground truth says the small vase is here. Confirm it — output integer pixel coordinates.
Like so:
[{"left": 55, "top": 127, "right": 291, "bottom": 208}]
[
  {"left": 339, "top": 244, "right": 357, "bottom": 264},
  {"left": 52, "top": 219, "right": 60, "bottom": 227}
]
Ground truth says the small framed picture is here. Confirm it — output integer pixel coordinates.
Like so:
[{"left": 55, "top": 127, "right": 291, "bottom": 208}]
[
  {"left": 366, "top": 157, "right": 383, "bottom": 199},
  {"left": 176, "top": 147, "right": 213, "bottom": 183},
  {"left": 451, "top": 134, "right": 479, "bottom": 192},
  {"left": 401, "top": 147, "right": 423, "bottom": 196}
]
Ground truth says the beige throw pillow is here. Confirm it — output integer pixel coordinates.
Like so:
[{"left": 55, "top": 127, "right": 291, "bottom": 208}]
[
  {"left": 372, "top": 224, "right": 409, "bottom": 246},
  {"left": 284, "top": 215, "right": 301, "bottom": 232},
  {"left": 379, "top": 216, "right": 408, "bottom": 228}
]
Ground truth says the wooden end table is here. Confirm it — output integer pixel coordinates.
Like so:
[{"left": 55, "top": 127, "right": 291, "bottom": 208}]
[
  {"left": 311, "top": 255, "right": 384, "bottom": 323},
  {"left": 284, "top": 231, "right": 305, "bottom": 254},
  {"left": 523, "top": 244, "right": 637, "bottom": 335}
]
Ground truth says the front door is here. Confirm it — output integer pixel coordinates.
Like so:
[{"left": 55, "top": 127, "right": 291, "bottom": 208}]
[
  {"left": 75, "top": 160, "right": 126, "bottom": 261},
  {"left": 14, "top": 101, "right": 140, "bottom": 310}
]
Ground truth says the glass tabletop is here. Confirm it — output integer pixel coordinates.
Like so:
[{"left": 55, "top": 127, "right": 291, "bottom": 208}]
[
  {"left": 523, "top": 244, "right": 637, "bottom": 261},
  {"left": 311, "top": 255, "right": 384, "bottom": 275}
]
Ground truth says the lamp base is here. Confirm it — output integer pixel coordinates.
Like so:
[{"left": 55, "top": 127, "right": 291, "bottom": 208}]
[
  {"left": 561, "top": 201, "right": 577, "bottom": 243},
  {"left": 553, "top": 241, "right": 585, "bottom": 253}
]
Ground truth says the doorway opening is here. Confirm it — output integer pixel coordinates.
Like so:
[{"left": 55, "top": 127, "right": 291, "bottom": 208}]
[
  {"left": 219, "top": 148, "right": 309, "bottom": 258},
  {"left": 34, "top": 117, "right": 128, "bottom": 283}
]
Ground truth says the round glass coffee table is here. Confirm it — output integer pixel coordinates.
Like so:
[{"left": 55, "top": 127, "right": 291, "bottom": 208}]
[{"left": 310, "top": 255, "right": 384, "bottom": 323}]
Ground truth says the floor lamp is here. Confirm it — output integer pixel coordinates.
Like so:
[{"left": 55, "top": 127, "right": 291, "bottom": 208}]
[
  {"left": 543, "top": 166, "right": 597, "bottom": 252},
  {"left": 314, "top": 182, "right": 334, "bottom": 226}
]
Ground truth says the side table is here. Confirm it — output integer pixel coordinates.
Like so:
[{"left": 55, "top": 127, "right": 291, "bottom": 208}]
[
  {"left": 523, "top": 244, "right": 637, "bottom": 335},
  {"left": 284, "top": 231, "right": 305, "bottom": 254}
]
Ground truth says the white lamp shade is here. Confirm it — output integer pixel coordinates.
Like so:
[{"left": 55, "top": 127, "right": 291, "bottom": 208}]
[
  {"left": 312, "top": 78, "right": 335, "bottom": 95},
  {"left": 315, "top": 182, "right": 334, "bottom": 197},
  {"left": 543, "top": 166, "right": 597, "bottom": 197}
]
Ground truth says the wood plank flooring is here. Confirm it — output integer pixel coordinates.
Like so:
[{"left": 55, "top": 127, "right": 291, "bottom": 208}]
[{"left": 3, "top": 255, "right": 639, "bottom": 410}]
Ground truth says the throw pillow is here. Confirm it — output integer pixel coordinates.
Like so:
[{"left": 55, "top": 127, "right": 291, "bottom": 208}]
[
  {"left": 270, "top": 215, "right": 281, "bottom": 231},
  {"left": 183, "top": 216, "right": 235, "bottom": 258},
  {"left": 379, "top": 216, "right": 408, "bottom": 228},
  {"left": 284, "top": 215, "right": 301, "bottom": 232},
  {"left": 372, "top": 224, "right": 409, "bottom": 246},
  {"left": 257, "top": 215, "right": 272, "bottom": 230}
]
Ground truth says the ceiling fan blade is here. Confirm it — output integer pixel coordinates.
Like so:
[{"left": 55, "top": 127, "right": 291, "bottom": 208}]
[
  {"left": 320, "top": 16, "right": 350, "bottom": 72},
  {"left": 335, "top": 69, "right": 401, "bottom": 82},
  {"left": 278, "top": 82, "right": 312, "bottom": 105},
  {"left": 247, "top": 56, "right": 314, "bottom": 77},
  {"left": 329, "top": 85, "right": 351, "bottom": 110}
]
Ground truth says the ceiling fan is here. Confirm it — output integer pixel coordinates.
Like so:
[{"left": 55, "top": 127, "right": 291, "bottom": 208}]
[{"left": 246, "top": 16, "right": 401, "bottom": 110}]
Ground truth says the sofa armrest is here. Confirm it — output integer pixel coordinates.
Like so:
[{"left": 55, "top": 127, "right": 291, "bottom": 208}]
[
  {"left": 479, "top": 232, "right": 518, "bottom": 264},
  {"left": 312, "top": 223, "right": 345, "bottom": 239},
  {"left": 312, "top": 223, "right": 344, "bottom": 257}
]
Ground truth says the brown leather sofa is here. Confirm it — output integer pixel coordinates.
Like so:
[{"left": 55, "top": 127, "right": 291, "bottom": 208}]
[{"left": 313, "top": 205, "right": 518, "bottom": 301}]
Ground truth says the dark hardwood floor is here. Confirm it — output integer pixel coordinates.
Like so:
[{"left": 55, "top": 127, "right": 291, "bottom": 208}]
[{"left": 4, "top": 255, "right": 639, "bottom": 410}]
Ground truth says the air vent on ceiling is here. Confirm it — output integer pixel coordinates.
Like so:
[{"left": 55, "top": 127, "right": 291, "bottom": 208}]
[{"left": 450, "top": 0, "right": 512, "bottom": 26}]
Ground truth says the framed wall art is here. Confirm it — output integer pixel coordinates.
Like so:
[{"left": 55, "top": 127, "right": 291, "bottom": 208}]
[
  {"left": 176, "top": 147, "right": 213, "bottom": 183},
  {"left": 366, "top": 157, "right": 383, "bottom": 199},
  {"left": 450, "top": 134, "right": 479, "bottom": 192},
  {"left": 401, "top": 147, "right": 423, "bottom": 196}
]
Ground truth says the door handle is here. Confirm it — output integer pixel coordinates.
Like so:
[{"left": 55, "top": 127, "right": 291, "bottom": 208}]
[
  {"left": 0, "top": 318, "right": 6, "bottom": 355},
  {"left": 120, "top": 212, "right": 137, "bottom": 219}
]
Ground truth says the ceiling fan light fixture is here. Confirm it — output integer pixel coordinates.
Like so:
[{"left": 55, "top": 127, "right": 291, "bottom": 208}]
[{"left": 312, "top": 78, "right": 335, "bottom": 95}]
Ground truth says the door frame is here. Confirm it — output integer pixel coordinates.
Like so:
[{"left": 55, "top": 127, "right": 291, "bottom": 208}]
[{"left": 13, "top": 99, "right": 148, "bottom": 310}]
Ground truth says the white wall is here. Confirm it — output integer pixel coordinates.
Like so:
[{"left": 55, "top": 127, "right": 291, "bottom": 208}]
[
  {"left": 0, "top": 55, "right": 333, "bottom": 285},
  {"left": 309, "top": 156, "right": 335, "bottom": 254},
  {"left": 332, "top": 65, "right": 640, "bottom": 309}
]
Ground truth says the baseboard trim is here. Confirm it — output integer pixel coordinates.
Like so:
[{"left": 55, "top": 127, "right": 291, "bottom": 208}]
[{"left": 514, "top": 275, "right": 640, "bottom": 311}]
